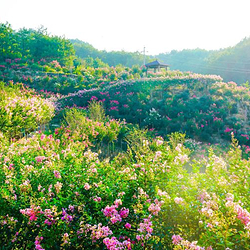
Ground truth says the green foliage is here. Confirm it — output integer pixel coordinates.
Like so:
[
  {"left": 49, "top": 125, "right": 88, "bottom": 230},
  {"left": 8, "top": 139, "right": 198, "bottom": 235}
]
[
  {"left": 88, "top": 100, "right": 105, "bottom": 122},
  {"left": 0, "top": 81, "right": 54, "bottom": 140},
  {"left": 60, "top": 73, "right": 250, "bottom": 147},
  {"left": 71, "top": 39, "right": 152, "bottom": 67},
  {"left": 0, "top": 22, "right": 21, "bottom": 61},
  {"left": 1, "top": 92, "right": 250, "bottom": 249},
  {"left": 0, "top": 22, "right": 75, "bottom": 66}
]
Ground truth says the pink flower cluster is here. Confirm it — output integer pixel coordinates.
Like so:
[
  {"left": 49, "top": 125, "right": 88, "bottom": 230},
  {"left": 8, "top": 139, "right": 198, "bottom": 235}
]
[
  {"left": 103, "top": 237, "right": 132, "bottom": 250},
  {"left": 148, "top": 199, "right": 162, "bottom": 215},
  {"left": 20, "top": 206, "right": 42, "bottom": 221},
  {"left": 241, "top": 134, "right": 249, "bottom": 140},
  {"left": 225, "top": 194, "right": 250, "bottom": 227},
  {"left": 234, "top": 205, "right": 250, "bottom": 226},
  {"left": 174, "top": 197, "right": 185, "bottom": 205},
  {"left": 213, "top": 117, "right": 222, "bottom": 122},
  {"left": 90, "top": 96, "right": 98, "bottom": 101},
  {"left": 35, "top": 156, "right": 46, "bottom": 163},
  {"left": 43, "top": 208, "right": 56, "bottom": 226},
  {"left": 61, "top": 233, "right": 70, "bottom": 246},
  {"left": 156, "top": 137, "right": 164, "bottom": 146},
  {"left": 91, "top": 224, "right": 113, "bottom": 241},
  {"left": 172, "top": 234, "right": 183, "bottom": 245},
  {"left": 61, "top": 208, "right": 73, "bottom": 223},
  {"left": 54, "top": 170, "right": 61, "bottom": 179},
  {"left": 92, "top": 196, "right": 102, "bottom": 202},
  {"left": 125, "top": 222, "right": 131, "bottom": 229},
  {"left": 197, "top": 191, "right": 211, "bottom": 204},
  {"left": 119, "top": 207, "right": 129, "bottom": 218},
  {"left": 84, "top": 183, "right": 91, "bottom": 190},
  {"left": 110, "top": 106, "right": 119, "bottom": 111},
  {"left": 224, "top": 127, "right": 233, "bottom": 133},
  {"left": 35, "top": 236, "right": 44, "bottom": 250},
  {"left": 136, "top": 216, "right": 153, "bottom": 241},
  {"left": 103, "top": 205, "right": 122, "bottom": 224},
  {"left": 172, "top": 235, "right": 212, "bottom": 250},
  {"left": 110, "top": 100, "right": 119, "bottom": 104},
  {"left": 102, "top": 200, "right": 129, "bottom": 224}
]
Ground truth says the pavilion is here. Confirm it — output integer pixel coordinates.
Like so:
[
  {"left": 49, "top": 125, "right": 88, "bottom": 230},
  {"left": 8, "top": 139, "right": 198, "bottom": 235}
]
[{"left": 145, "top": 60, "right": 169, "bottom": 75}]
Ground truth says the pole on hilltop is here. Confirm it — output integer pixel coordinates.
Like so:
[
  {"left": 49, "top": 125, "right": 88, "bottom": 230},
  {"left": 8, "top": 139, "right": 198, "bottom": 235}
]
[{"left": 141, "top": 46, "right": 148, "bottom": 66}]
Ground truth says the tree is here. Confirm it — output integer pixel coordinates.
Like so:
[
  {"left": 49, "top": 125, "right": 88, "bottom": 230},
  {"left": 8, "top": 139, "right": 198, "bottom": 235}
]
[{"left": 0, "top": 22, "right": 20, "bottom": 60}]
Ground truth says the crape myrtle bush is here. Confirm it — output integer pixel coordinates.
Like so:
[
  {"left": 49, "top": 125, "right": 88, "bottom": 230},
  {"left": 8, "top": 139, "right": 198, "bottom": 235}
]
[
  {"left": 163, "top": 134, "right": 250, "bottom": 250},
  {"left": 1, "top": 109, "right": 250, "bottom": 249},
  {"left": 0, "top": 58, "right": 142, "bottom": 95},
  {"left": 58, "top": 74, "right": 250, "bottom": 146},
  {"left": 0, "top": 109, "right": 191, "bottom": 249},
  {"left": 0, "top": 81, "right": 54, "bottom": 140}
]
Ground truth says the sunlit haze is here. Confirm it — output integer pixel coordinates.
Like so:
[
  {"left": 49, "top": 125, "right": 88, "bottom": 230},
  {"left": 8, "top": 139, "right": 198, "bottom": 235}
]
[{"left": 1, "top": 0, "right": 250, "bottom": 55}]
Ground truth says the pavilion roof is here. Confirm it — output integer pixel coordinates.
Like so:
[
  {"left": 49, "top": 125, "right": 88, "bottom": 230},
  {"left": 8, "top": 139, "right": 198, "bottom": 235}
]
[{"left": 145, "top": 60, "right": 169, "bottom": 68}]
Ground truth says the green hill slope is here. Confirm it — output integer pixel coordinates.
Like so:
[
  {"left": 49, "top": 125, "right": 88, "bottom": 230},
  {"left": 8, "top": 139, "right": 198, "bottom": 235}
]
[{"left": 58, "top": 72, "right": 250, "bottom": 146}]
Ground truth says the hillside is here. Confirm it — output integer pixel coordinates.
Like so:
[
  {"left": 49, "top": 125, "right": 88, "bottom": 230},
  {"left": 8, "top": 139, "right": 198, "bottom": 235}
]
[
  {"left": 3, "top": 22, "right": 250, "bottom": 85},
  {"left": 2, "top": 79, "right": 250, "bottom": 249},
  {"left": 2, "top": 22, "right": 250, "bottom": 152},
  {"left": 3, "top": 22, "right": 250, "bottom": 250},
  {"left": 58, "top": 72, "right": 250, "bottom": 151}
]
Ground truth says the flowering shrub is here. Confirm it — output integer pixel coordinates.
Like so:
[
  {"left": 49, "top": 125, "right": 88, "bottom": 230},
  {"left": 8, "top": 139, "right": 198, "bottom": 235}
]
[
  {"left": 58, "top": 74, "right": 250, "bottom": 150},
  {"left": 0, "top": 81, "right": 54, "bottom": 139},
  {"left": 3, "top": 62, "right": 250, "bottom": 249},
  {"left": 0, "top": 112, "right": 190, "bottom": 249},
  {"left": 2, "top": 98, "right": 250, "bottom": 249},
  {"left": 0, "top": 59, "right": 142, "bottom": 94}
]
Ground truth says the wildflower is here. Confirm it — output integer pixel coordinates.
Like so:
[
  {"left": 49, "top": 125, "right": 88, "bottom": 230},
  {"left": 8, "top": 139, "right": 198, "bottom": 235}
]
[
  {"left": 35, "top": 236, "right": 45, "bottom": 250},
  {"left": 174, "top": 154, "right": 189, "bottom": 164},
  {"left": 91, "top": 224, "right": 113, "bottom": 241},
  {"left": 114, "top": 199, "right": 122, "bottom": 207},
  {"left": 84, "top": 183, "right": 91, "bottom": 190},
  {"left": 174, "top": 197, "right": 185, "bottom": 205},
  {"left": 224, "top": 127, "right": 233, "bottom": 133},
  {"left": 172, "top": 234, "right": 183, "bottom": 245},
  {"left": 148, "top": 203, "right": 161, "bottom": 215},
  {"left": 156, "top": 137, "right": 164, "bottom": 145},
  {"left": 35, "top": 156, "right": 46, "bottom": 163},
  {"left": 119, "top": 207, "right": 129, "bottom": 218},
  {"left": 125, "top": 223, "right": 131, "bottom": 229},
  {"left": 61, "top": 233, "right": 70, "bottom": 246},
  {"left": 54, "top": 170, "right": 61, "bottom": 179},
  {"left": 110, "top": 214, "right": 122, "bottom": 224},
  {"left": 20, "top": 206, "right": 42, "bottom": 221},
  {"left": 61, "top": 208, "right": 73, "bottom": 223},
  {"left": 40, "top": 134, "right": 46, "bottom": 140},
  {"left": 55, "top": 182, "right": 63, "bottom": 193},
  {"left": 93, "top": 196, "right": 102, "bottom": 202}
]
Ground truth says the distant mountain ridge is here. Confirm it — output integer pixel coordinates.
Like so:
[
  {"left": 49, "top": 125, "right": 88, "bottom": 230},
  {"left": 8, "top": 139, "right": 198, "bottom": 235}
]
[
  {"left": 72, "top": 37, "right": 250, "bottom": 84},
  {"left": 158, "top": 37, "right": 250, "bottom": 84},
  {"left": 70, "top": 39, "right": 152, "bottom": 68}
]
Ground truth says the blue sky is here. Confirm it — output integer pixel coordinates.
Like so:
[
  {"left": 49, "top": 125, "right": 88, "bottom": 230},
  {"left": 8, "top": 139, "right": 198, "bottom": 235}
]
[{"left": 1, "top": 0, "right": 250, "bottom": 55}]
